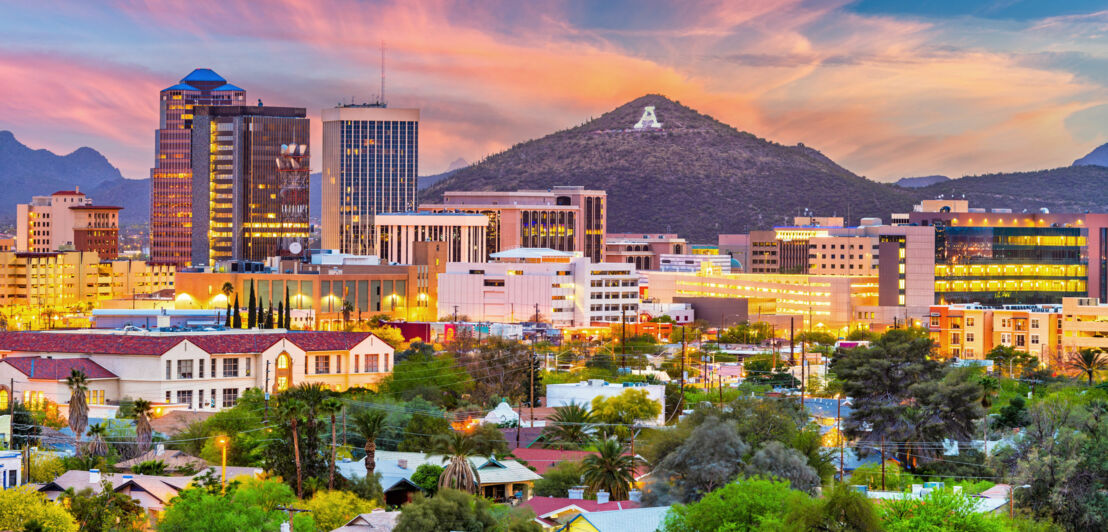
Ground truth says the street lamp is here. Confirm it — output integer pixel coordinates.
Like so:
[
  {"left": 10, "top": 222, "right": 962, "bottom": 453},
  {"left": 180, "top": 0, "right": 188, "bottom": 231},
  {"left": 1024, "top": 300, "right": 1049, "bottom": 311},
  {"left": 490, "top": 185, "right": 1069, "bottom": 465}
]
[
  {"left": 1009, "top": 484, "right": 1031, "bottom": 518},
  {"left": 215, "top": 435, "right": 229, "bottom": 489}
]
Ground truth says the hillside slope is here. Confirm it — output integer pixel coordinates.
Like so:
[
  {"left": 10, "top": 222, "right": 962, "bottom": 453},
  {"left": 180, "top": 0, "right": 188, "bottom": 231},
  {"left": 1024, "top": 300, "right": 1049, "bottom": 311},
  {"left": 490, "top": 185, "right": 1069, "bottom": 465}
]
[
  {"left": 916, "top": 166, "right": 1108, "bottom": 214},
  {"left": 421, "top": 95, "right": 920, "bottom": 241}
]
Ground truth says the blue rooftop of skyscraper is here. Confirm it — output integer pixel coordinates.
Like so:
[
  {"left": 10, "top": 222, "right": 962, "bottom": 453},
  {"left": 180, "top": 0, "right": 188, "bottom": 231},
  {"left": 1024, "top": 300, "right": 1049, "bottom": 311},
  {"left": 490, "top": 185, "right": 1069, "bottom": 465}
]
[{"left": 181, "top": 68, "right": 226, "bottom": 83}]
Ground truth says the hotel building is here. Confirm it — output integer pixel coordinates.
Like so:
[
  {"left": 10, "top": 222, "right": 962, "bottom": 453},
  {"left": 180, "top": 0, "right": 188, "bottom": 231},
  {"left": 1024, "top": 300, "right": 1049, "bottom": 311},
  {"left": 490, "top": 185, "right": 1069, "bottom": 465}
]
[
  {"left": 604, "top": 233, "right": 686, "bottom": 271},
  {"left": 150, "top": 69, "right": 246, "bottom": 267},
  {"left": 173, "top": 242, "right": 448, "bottom": 328},
  {"left": 420, "top": 187, "right": 607, "bottom": 262},
  {"left": 0, "top": 329, "right": 394, "bottom": 414},
  {"left": 908, "top": 204, "right": 1108, "bottom": 305},
  {"left": 437, "top": 248, "right": 638, "bottom": 327},
  {"left": 16, "top": 189, "right": 120, "bottom": 259},
  {"left": 190, "top": 105, "right": 310, "bottom": 265},
  {"left": 373, "top": 212, "right": 488, "bottom": 264},
  {"left": 321, "top": 105, "right": 420, "bottom": 255}
]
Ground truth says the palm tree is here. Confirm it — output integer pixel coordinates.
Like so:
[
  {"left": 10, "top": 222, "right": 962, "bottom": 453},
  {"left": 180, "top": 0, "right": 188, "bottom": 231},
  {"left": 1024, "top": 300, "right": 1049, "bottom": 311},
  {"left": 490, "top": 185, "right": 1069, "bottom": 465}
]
[
  {"left": 66, "top": 369, "right": 89, "bottom": 455},
  {"left": 433, "top": 431, "right": 480, "bottom": 494},
  {"left": 132, "top": 398, "right": 153, "bottom": 454},
  {"left": 341, "top": 300, "right": 354, "bottom": 329},
  {"left": 221, "top": 282, "right": 234, "bottom": 327},
  {"left": 86, "top": 423, "right": 108, "bottom": 457},
  {"left": 352, "top": 409, "right": 387, "bottom": 474},
  {"left": 1068, "top": 348, "right": 1108, "bottom": 386},
  {"left": 581, "top": 438, "right": 638, "bottom": 501},
  {"left": 321, "top": 397, "right": 343, "bottom": 490},
  {"left": 279, "top": 398, "right": 307, "bottom": 497},
  {"left": 541, "top": 402, "right": 595, "bottom": 450}
]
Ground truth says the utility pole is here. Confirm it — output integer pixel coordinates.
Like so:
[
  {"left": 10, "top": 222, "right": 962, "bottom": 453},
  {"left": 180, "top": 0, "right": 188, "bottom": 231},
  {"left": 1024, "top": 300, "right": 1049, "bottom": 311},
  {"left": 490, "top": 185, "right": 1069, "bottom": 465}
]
[
  {"left": 453, "top": 305, "right": 458, "bottom": 322},
  {"left": 880, "top": 436, "right": 886, "bottom": 490},
  {"left": 264, "top": 361, "right": 271, "bottom": 420},
  {"left": 529, "top": 335, "right": 536, "bottom": 429},
  {"left": 837, "top": 395, "right": 844, "bottom": 481},
  {"left": 620, "top": 306, "right": 627, "bottom": 371},
  {"left": 343, "top": 406, "right": 347, "bottom": 446},
  {"left": 679, "top": 325, "right": 686, "bottom": 414}
]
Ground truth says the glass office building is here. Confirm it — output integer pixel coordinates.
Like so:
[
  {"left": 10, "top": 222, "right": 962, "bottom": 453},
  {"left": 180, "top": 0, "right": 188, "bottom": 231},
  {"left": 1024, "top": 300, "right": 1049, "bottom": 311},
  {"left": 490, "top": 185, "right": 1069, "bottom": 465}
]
[{"left": 321, "top": 105, "right": 419, "bottom": 255}]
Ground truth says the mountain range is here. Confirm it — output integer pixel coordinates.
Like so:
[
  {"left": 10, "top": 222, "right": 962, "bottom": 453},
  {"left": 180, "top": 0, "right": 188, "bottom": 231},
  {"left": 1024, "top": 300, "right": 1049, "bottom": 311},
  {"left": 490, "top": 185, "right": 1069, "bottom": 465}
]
[
  {"left": 0, "top": 131, "right": 148, "bottom": 224},
  {"left": 4, "top": 98, "right": 1108, "bottom": 239}
]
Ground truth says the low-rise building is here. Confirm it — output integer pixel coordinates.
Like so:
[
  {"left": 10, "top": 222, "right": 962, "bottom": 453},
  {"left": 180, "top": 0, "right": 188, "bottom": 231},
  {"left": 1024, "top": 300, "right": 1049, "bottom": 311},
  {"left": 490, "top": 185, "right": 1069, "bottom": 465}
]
[
  {"left": 373, "top": 212, "right": 488, "bottom": 264},
  {"left": 437, "top": 248, "right": 639, "bottom": 327},
  {"left": 659, "top": 253, "right": 732, "bottom": 273},
  {"left": 0, "top": 329, "right": 394, "bottom": 414},
  {"left": 604, "top": 233, "right": 686, "bottom": 271},
  {"left": 1061, "top": 297, "right": 1108, "bottom": 354},
  {"left": 337, "top": 450, "right": 542, "bottom": 504},
  {"left": 928, "top": 303, "right": 1063, "bottom": 364},
  {"left": 0, "top": 450, "right": 21, "bottom": 489},
  {"left": 16, "top": 188, "right": 121, "bottom": 258}
]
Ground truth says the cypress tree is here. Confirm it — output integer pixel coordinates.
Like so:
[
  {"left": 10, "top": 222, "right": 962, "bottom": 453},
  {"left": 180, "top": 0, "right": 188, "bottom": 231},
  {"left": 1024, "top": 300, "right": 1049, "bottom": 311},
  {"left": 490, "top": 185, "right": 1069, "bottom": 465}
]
[
  {"left": 247, "top": 281, "right": 257, "bottom": 329},
  {"left": 225, "top": 301, "right": 231, "bottom": 327},
  {"left": 232, "top": 294, "right": 242, "bottom": 328},
  {"left": 276, "top": 301, "right": 284, "bottom": 329},
  {"left": 265, "top": 304, "right": 274, "bottom": 329},
  {"left": 284, "top": 286, "right": 292, "bottom": 330}
]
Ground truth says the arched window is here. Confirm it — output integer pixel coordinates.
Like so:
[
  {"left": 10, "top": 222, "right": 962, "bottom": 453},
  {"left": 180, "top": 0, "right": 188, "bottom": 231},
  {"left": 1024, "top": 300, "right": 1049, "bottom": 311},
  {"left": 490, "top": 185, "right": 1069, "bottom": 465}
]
[
  {"left": 0, "top": 388, "right": 7, "bottom": 411},
  {"left": 276, "top": 353, "right": 290, "bottom": 369}
]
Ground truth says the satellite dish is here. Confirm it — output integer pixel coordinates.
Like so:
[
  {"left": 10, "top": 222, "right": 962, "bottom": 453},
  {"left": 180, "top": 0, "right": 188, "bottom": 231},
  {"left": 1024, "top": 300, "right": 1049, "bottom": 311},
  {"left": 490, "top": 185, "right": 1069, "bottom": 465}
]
[{"left": 289, "top": 242, "right": 303, "bottom": 255}]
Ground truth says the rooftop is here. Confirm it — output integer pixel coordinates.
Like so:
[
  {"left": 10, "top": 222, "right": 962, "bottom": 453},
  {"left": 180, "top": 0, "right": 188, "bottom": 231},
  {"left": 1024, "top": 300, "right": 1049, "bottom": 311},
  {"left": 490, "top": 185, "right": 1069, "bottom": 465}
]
[
  {"left": 0, "top": 330, "right": 380, "bottom": 356},
  {"left": 490, "top": 247, "right": 577, "bottom": 260},
  {"left": 1, "top": 357, "right": 117, "bottom": 380},
  {"left": 181, "top": 68, "right": 226, "bottom": 83}
]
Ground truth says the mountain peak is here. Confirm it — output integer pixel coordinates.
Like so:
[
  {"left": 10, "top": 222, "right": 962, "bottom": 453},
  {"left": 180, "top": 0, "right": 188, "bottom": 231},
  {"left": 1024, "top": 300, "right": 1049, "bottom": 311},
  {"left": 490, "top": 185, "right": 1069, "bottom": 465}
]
[
  {"left": 577, "top": 94, "right": 728, "bottom": 133},
  {"left": 1073, "top": 142, "right": 1108, "bottom": 167}
]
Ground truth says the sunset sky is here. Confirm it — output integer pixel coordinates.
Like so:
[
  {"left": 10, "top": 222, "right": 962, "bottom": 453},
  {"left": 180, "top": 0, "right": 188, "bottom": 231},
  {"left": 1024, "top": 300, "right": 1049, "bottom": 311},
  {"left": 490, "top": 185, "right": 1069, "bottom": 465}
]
[{"left": 2, "top": 0, "right": 1107, "bottom": 181}]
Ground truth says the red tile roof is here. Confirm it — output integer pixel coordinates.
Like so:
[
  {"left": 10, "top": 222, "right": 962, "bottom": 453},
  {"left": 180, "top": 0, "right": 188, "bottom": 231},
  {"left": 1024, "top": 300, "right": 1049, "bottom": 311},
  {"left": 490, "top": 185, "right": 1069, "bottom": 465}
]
[
  {"left": 0, "top": 331, "right": 377, "bottom": 357},
  {"left": 2, "top": 357, "right": 117, "bottom": 380},
  {"left": 521, "top": 496, "right": 640, "bottom": 518},
  {"left": 51, "top": 190, "right": 85, "bottom": 196}
]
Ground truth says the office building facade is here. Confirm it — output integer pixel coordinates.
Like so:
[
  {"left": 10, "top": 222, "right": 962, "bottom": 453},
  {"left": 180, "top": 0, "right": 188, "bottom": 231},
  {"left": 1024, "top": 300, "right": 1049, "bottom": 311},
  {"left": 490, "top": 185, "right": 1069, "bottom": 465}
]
[
  {"left": 604, "top": 233, "right": 686, "bottom": 270},
  {"left": 321, "top": 105, "right": 420, "bottom": 255},
  {"left": 190, "top": 106, "right": 310, "bottom": 265},
  {"left": 421, "top": 187, "right": 606, "bottom": 262},
  {"left": 16, "top": 189, "right": 121, "bottom": 259},
  {"left": 150, "top": 69, "right": 246, "bottom": 267},
  {"left": 373, "top": 212, "right": 488, "bottom": 264}
]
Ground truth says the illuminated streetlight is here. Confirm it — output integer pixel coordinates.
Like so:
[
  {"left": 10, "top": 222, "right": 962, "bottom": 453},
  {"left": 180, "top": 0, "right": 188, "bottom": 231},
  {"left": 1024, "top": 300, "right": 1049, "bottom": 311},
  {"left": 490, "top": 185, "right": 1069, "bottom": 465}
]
[{"left": 215, "top": 435, "right": 230, "bottom": 489}]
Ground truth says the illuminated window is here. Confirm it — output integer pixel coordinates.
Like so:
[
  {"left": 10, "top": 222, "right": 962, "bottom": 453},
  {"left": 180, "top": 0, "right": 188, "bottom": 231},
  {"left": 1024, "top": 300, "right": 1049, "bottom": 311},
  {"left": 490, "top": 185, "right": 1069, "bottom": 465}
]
[
  {"left": 277, "top": 353, "right": 289, "bottom": 369},
  {"left": 0, "top": 389, "right": 7, "bottom": 411}
]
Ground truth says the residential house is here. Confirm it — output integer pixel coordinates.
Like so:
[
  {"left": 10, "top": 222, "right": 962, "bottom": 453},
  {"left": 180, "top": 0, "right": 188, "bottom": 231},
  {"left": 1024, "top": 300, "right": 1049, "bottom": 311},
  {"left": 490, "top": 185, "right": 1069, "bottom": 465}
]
[
  {"left": 332, "top": 510, "right": 399, "bottom": 531},
  {"left": 558, "top": 506, "right": 670, "bottom": 532},
  {"left": 522, "top": 495, "right": 641, "bottom": 530},
  {"left": 337, "top": 450, "right": 542, "bottom": 503}
]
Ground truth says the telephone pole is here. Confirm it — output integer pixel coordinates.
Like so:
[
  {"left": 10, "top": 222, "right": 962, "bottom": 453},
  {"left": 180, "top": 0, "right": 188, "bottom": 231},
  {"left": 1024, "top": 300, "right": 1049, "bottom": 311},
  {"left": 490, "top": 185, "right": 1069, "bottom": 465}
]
[
  {"left": 264, "top": 361, "right": 271, "bottom": 420},
  {"left": 620, "top": 306, "right": 627, "bottom": 371},
  {"left": 678, "top": 326, "right": 686, "bottom": 414}
]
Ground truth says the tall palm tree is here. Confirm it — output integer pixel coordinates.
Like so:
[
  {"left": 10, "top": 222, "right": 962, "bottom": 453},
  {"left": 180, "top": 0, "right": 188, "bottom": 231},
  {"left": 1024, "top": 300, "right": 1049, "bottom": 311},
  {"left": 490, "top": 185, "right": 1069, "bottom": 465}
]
[
  {"left": 541, "top": 402, "right": 596, "bottom": 450},
  {"left": 132, "top": 398, "right": 153, "bottom": 454},
  {"left": 1069, "top": 348, "right": 1108, "bottom": 386},
  {"left": 279, "top": 398, "right": 308, "bottom": 497},
  {"left": 432, "top": 431, "right": 480, "bottom": 494},
  {"left": 221, "top": 282, "right": 234, "bottom": 327},
  {"left": 66, "top": 369, "right": 89, "bottom": 455},
  {"left": 321, "top": 397, "right": 343, "bottom": 490},
  {"left": 581, "top": 438, "right": 638, "bottom": 501},
  {"left": 86, "top": 423, "right": 108, "bottom": 457},
  {"left": 352, "top": 409, "right": 387, "bottom": 474}
]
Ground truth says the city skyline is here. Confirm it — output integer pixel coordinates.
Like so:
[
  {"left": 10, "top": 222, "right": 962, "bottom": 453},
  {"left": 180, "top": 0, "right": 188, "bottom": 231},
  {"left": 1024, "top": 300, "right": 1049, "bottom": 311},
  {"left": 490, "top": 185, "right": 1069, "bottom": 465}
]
[{"left": 1, "top": 1, "right": 1107, "bottom": 182}]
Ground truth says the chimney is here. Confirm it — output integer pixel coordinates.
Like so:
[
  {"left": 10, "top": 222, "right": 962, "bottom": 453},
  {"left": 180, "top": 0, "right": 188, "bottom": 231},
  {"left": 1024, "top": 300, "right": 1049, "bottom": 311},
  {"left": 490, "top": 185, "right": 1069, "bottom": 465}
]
[
  {"left": 596, "top": 490, "right": 610, "bottom": 504},
  {"left": 89, "top": 469, "right": 101, "bottom": 484},
  {"left": 398, "top": 459, "right": 407, "bottom": 469},
  {"left": 567, "top": 486, "right": 585, "bottom": 500},
  {"left": 628, "top": 489, "right": 642, "bottom": 503}
]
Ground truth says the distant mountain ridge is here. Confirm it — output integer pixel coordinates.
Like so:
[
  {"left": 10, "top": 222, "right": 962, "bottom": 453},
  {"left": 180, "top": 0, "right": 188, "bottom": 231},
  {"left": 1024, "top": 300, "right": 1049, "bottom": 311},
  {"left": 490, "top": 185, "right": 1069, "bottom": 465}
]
[
  {"left": 422, "top": 95, "right": 921, "bottom": 240},
  {"left": 0, "top": 131, "right": 147, "bottom": 223},
  {"left": 1074, "top": 143, "right": 1108, "bottom": 167},
  {"left": 895, "top": 175, "right": 950, "bottom": 188}
]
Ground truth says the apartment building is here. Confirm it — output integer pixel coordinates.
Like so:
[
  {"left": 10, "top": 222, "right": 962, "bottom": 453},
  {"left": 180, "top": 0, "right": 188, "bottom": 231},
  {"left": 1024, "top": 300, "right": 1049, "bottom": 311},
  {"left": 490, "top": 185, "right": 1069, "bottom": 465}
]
[
  {"left": 0, "top": 329, "right": 394, "bottom": 415},
  {"left": 437, "top": 248, "right": 639, "bottom": 327},
  {"left": 373, "top": 212, "right": 488, "bottom": 264},
  {"left": 1060, "top": 297, "right": 1108, "bottom": 354},
  {"left": 928, "top": 303, "right": 1063, "bottom": 363},
  {"left": 16, "top": 189, "right": 121, "bottom": 259},
  {"left": 604, "top": 233, "right": 686, "bottom": 271}
]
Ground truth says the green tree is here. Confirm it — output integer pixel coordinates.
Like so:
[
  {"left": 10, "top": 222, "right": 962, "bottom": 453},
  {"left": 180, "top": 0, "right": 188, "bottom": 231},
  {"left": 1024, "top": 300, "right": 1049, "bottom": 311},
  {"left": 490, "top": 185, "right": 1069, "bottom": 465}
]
[
  {"left": 386, "top": 350, "right": 470, "bottom": 407},
  {"left": 301, "top": 490, "right": 377, "bottom": 531},
  {"left": 541, "top": 402, "right": 595, "bottom": 450},
  {"left": 231, "top": 293, "right": 241, "bottom": 328},
  {"left": 469, "top": 422, "right": 509, "bottom": 457},
  {"left": 276, "top": 301, "right": 284, "bottom": 329},
  {"left": 264, "top": 384, "right": 330, "bottom": 497},
  {"left": 397, "top": 413, "right": 452, "bottom": 452},
  {"left": 284, "top": 285, "right": 291, "bottom": 329},
  {"left": 590, "top": 388, "right": 661, "bottom": 441},
  {"left": 27, "top": 453, "right": 66, "bottom": 483},
  {"left": 1067, "top": 348, "right": 1108, "bottom": 386},
  {"left": 277, "top": 398, "right": 307, "bottom": 497},
  {"left": 531, "top": 460, "right": 583, "bottom": 498},
  {"left": 746, "top": 441, "right": 821, "bottom": 495},
  {"left": 725, "top": 397, "right": 808, "bottom": 450},
  {"left": 433, "top": 432, "right": 480, "bottom": 494},
  {"left": 352, "top": 409, "right": 387, "bottom": 474},
  {"left": 247, "top": 281, "right": 257, "bottom": 329},
  {"left": 881, "top": 488, "right": 1006, "bottom": 531},
  {"left": 986, "top": 345, "right": 1036, "bottom": 377},
  {"left": 393, "top": 489, "right": 497, "bottom": 532},
  {"left": 646, "top": 417, "right": 749, "bottom": 504},
  {"left": 132, "top": 398, "right": 153, "bottom": 454},
  {"left": 995, "top": 395, "right": 1030, "bottom": 429},
  {"left": 158, "top": 477, "right": 299, "bottom": 532},
  {"left": 321, "top": 397, "right": 343, "bottom": 489},
  {"left": 662, "top": 477, "right": 805, "bottom": 532},
  {"left": 86, "top": 423, "right": 108, "bottom": 457},
  {"left": 783, "top": 481, "right": 881, "bottom": 532},
  {"left": 581, "top": 438, "right": 639, "bottom": 501},
  {"left": 65, "top": 369, "right": 88, "bottom": 456},
  {"left": 850, "top": 460, "right": 912, "bottom": 491},
  {"left": 411, "top": 464, "right": 444, "bottom": 494},
  {"left": 60, "top": 480, "right": 145, "bottom": 532},
  {"left": 0, "top": 486, "right": 78, "bottom": 532},
  {"left": 132, "top": 459, "right": 167, "bottom": 475}
]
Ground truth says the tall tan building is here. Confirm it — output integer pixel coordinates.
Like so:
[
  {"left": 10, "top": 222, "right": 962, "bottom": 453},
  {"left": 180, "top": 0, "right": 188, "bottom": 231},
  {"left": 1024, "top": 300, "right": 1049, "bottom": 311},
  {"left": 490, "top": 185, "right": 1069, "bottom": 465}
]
[{"left": 321, "top": 105, "right": 420, "bottom": 255}]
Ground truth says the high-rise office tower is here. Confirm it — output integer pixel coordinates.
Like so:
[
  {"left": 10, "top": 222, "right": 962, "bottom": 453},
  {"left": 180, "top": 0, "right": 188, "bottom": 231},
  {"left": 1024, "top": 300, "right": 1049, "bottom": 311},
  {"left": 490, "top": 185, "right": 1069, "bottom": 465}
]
[
  {"left": 190, "top": 105, "right": 310, "bottom": 265},
  {"left": 150, "top": 69, "right": 245, "bottom": 266},
  {"left": 321, "top": 104, "right": 419, "bottom": 255}
]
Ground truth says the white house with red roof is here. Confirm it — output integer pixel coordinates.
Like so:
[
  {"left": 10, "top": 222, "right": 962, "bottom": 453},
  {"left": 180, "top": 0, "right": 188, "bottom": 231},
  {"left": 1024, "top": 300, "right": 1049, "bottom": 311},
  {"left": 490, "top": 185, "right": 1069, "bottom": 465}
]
[{"left": 0, "top": 329, "right": 393, "bottom": 416}]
